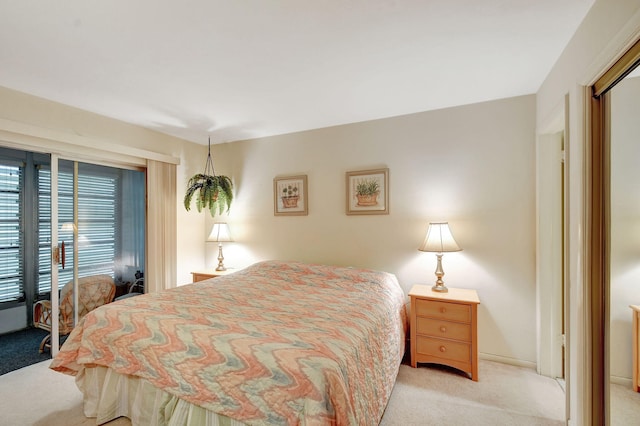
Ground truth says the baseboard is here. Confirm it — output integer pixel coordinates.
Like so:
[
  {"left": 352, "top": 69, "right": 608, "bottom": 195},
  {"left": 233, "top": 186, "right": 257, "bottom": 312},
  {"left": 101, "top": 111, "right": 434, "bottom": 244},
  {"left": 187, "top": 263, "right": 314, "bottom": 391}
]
[
  {"left": 479, "top": 352, "right": 537, "bottom": 369},
  {"left": 610, "top": 375, "right": 632, "bottom": 387}
]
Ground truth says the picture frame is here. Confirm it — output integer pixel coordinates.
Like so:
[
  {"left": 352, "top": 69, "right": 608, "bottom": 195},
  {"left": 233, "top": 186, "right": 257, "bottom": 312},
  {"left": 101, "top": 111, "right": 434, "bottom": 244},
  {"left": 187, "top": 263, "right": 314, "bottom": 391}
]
[
  {"left": 346, "top": 168, "right": 389, "bottom": 215},
  {"left": 274, "top": 175, "right": 308, "bottom": 216}
]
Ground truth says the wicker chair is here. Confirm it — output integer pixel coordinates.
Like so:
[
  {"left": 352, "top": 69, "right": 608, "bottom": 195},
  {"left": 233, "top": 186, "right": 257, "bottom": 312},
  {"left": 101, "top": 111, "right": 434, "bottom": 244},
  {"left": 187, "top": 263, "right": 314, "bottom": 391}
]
[{"left": 33, "top": 274, "right": 116, "bottom": 353}]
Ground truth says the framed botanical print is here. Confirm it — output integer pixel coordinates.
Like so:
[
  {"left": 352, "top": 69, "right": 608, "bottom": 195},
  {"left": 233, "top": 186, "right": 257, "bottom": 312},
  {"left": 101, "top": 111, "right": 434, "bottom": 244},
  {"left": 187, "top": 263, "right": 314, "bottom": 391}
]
[
  {"left": 346, "top": 168, "right": 389, "bottom": 215},
  {"left": 274, "top": 175, "right": 308, "bottom": 216}
]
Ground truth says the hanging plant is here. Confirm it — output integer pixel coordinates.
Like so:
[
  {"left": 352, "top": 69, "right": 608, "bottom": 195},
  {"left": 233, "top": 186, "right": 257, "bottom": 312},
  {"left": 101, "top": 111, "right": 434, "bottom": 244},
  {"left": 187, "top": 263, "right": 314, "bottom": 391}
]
[{"left": 184, "top": 138, "right": 233, "bottom": 217}]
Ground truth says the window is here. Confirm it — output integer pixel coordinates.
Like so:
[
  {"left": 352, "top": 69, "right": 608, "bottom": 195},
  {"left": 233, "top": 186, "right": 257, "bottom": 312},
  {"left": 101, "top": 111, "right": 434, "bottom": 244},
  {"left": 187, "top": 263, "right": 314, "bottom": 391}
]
[{"left": 0, "top": 163, "right": 22, "bottom": 303}]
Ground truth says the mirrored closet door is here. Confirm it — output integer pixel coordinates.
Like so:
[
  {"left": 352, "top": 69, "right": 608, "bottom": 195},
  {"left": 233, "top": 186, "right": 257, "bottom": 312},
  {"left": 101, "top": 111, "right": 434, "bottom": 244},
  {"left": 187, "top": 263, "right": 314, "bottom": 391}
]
[
  {"left": 608, "top": 68, "right": 640, "bottom": 425},
  {"left": 589, "top": 39, "right": 640, "bottom": 424}
]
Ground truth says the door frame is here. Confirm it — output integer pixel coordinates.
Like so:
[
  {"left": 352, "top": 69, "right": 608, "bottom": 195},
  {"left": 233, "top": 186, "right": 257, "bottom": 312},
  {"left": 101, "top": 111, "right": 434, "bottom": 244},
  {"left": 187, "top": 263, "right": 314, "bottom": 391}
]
[
  {"left": 536, "top": 130, "right": 565, "bottom": 380},
  {"left": 536, "top": 93, "right": 571, "bottom": 422},
  {"left": 50, "top": 155, "right": 60, "bottom": 355}
]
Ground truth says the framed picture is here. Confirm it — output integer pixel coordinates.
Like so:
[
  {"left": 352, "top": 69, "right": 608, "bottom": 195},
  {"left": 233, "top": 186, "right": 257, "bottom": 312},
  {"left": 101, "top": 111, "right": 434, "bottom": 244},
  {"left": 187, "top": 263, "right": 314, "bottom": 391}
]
[
  {"left": 274, "top": 175, "right": 308, "bottom": 216},
  {"left": 346, "top": 168, "right": 389, "bottom": 215}
]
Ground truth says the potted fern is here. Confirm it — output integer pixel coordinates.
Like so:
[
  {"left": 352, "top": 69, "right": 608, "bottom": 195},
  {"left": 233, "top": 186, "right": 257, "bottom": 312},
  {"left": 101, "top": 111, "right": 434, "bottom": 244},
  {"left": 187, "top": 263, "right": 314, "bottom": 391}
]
[{"left": 184, "top": 138, "right": 233, "bottom": 217}]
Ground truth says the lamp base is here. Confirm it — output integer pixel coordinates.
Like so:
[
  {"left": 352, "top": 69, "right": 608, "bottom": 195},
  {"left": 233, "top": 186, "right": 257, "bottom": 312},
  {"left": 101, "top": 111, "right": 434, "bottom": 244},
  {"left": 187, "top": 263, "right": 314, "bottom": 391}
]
[
  {"left": 432, "top": 253, "right": 448, "bottom": 292},
  {"left": 216, "top": 244, "right": 226, "bottom": 271},
  {"left": 431, "top": 283, "right": 449, "bottom": 293}
]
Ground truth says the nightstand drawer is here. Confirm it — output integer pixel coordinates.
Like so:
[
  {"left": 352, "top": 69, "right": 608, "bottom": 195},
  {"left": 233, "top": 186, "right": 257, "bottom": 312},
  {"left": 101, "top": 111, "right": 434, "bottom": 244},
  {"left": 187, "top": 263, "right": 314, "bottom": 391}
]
[
  {"left": 416, "top": 317, "right": 471, "bottom": 342},
  {"left": 416, "top": 336, "right": 471, "bottom": 364},
  {"left": 415, "top": 299, "right": 471, "bottom": 323}
]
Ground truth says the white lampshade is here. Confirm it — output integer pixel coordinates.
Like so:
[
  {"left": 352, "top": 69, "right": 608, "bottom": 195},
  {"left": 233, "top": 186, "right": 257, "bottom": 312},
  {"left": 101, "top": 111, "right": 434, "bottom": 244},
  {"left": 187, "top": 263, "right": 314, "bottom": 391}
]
[
  {"left": 208, "top": 222, "right": 233, "bottom": 242},
  {"left": 418, "top": 222, "right": 461, "bottom": 253},
  {"left": 60, "top": 222, "right": 76, "bottom": 232}
]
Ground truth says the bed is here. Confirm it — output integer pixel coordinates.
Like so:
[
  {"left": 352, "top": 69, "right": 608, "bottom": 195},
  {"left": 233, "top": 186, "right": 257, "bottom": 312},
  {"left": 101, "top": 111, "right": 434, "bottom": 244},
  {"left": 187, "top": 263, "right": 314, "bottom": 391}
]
[{"left": 50, "top": 260, "right": 407, "bottom": 425}]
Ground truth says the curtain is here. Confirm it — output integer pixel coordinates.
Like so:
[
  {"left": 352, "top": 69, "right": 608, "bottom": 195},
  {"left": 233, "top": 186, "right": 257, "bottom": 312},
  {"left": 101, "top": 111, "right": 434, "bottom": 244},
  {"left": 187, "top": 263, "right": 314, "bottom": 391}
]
[
  {"left": 146, "top": 160, "right": 177, "bottom": 293},
  {"left": 117, "top": 169, "right": 146, "bottom": 282}
]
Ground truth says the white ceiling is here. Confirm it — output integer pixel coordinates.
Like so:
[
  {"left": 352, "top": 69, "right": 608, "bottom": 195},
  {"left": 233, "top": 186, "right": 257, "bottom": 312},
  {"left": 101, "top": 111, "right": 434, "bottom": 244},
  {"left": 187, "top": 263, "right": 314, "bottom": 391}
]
[{"left": 0, "top": 1, "right": 595, "bottom": 145}]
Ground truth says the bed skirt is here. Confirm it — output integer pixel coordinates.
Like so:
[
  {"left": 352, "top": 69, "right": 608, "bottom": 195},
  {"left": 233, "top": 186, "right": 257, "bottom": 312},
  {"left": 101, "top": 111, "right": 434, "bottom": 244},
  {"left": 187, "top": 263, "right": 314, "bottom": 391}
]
[{"left": 77, "top": 366, "right": 248, "bottom": 426}]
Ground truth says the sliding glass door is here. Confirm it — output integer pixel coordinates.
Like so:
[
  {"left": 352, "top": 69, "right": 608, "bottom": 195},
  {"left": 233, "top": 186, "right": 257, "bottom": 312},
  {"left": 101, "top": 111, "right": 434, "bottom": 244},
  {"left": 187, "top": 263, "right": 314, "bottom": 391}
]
[
  {"left": 46, "top": 159, "right": 146, "bottom": 355},
  {"left": 0, "top": 146, "right": 146, "bottom": 358}
]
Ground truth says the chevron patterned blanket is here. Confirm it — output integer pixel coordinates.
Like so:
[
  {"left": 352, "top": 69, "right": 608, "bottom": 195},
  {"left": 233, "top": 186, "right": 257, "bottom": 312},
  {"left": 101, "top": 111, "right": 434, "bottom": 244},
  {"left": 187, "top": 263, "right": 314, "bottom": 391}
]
[{"left": 51, "top": 261, "right": 407, "bottom": 425}]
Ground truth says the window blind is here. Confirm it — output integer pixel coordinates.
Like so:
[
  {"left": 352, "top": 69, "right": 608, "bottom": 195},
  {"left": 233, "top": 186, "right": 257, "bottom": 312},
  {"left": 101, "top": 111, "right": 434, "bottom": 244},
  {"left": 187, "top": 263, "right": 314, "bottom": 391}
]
[{"left": 0, "top": 164, "right": 22, "bottom": 303}]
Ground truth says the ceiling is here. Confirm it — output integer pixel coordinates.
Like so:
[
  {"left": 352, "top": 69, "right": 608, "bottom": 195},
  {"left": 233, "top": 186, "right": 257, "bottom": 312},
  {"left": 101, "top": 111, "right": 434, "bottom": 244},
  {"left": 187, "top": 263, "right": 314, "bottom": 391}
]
[{"left": 0, "top": 1, "right": 595, "bottom": 145}]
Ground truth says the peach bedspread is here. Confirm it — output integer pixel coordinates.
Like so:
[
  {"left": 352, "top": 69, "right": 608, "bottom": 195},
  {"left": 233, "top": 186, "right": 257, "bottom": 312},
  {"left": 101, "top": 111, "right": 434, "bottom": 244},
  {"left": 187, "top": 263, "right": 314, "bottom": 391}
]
[{"left": 51, "top": 261, "right": 407, "bottom": 425}]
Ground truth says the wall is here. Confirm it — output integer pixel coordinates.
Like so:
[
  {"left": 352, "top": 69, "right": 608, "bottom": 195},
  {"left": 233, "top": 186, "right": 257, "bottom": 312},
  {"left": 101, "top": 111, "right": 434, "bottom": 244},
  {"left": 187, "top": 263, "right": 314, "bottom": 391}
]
[
  {"left": 536, "top": 0, "right": 640, "bottom": 423},
  {"left": 610, "top": 75, "right": 640, "bottom": 382},
  {"left": 208, "top": 95, "right": 538, "bottom": 365}
]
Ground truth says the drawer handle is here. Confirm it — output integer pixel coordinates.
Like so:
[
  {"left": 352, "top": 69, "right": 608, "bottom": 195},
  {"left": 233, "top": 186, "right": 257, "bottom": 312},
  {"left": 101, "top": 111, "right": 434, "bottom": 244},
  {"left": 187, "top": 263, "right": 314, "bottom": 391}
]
[
  {"left": 440, "top": 326, "right": 447, "bottom": 333},
  {"left": 440, "top": 307, "right": 446, "bottom": 313},
  {"left": 439, "top": 346, "right": 446, "bottom": 353}
]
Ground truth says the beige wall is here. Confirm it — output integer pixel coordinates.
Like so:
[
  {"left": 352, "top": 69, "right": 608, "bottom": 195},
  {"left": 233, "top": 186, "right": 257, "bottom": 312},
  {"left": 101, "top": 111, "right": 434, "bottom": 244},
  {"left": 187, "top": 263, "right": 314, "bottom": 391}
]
[{"left": 209, "top": 95, "right": 538, "bottom": 365}]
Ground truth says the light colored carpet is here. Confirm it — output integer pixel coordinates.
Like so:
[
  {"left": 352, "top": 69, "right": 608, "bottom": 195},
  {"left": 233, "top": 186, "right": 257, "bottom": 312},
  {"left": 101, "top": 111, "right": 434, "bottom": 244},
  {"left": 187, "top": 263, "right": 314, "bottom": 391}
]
[
  {"left": 0, "top": 358, "right": 582, "bottom": 425},
  {"left": 381, "top": 361, "right": 565, "bottom": 426},
  {"left": 611, "top": 380, "right": 640, "bottom": 426},
  {"left": 0, "top": 360, "right": 128, "bottom": 426}
]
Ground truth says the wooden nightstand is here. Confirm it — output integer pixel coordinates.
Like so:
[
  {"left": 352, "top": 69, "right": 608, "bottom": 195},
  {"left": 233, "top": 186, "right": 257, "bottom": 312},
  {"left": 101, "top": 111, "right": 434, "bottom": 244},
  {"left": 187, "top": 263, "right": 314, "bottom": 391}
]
[
  {"left": 191, "top": 269, "right": 236, "bottom": 282},
  {"left": 409, "top": 284, "right": 480, "bottom": 381}
]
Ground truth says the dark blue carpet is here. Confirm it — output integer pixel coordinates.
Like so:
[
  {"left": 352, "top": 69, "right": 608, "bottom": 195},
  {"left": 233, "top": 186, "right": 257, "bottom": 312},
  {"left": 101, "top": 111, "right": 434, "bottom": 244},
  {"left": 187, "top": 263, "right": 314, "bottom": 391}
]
[{"left": 0, "top": 327, "right": 51, "bottom": 375}]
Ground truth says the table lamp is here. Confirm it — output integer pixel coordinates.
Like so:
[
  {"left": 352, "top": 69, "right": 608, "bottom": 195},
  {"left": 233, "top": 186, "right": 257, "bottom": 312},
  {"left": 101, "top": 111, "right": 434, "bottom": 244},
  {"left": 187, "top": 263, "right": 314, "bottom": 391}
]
[
  {"left": 418, "top": 222, "right": 462, "bottom": 293},
  {"left": 208, "top": 222, "right": 233, "bottom": 271}
]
